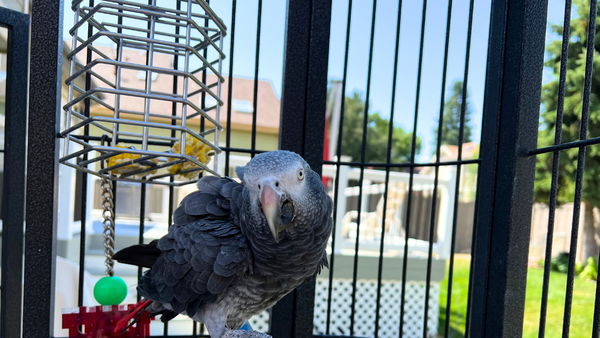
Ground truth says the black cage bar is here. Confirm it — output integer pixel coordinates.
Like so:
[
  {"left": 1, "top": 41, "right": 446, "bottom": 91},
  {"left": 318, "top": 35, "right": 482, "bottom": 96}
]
[
  {"left": 0, "top": 5, "right": 30, "bottom": 338},
  {"left": 271, "top": 1, "right": 331, "bottom": 338},
  {"left": 23, "top": 1, "right": 64, "bottom": 337},
  {"left": 468, "top": 0, "right": 548, "bottom": 337}
]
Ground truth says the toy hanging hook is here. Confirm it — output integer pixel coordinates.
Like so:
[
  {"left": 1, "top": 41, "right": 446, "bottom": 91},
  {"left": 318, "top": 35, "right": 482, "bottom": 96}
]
[{"left": 100, "top": 134, "right": 116, "bottom": 277}]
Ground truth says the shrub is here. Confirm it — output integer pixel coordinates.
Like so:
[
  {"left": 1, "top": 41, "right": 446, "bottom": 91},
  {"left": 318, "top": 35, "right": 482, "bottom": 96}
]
[
  {"left": 551, "top": 252, "right": 570, "bottom": 273},
  {"left": 580, "top": 257, "right": 598, "bottom": 281}
]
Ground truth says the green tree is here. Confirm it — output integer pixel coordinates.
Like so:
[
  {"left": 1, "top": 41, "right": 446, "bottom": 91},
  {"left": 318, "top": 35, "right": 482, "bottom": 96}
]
[
  {"left": 536, "top": 0, "right": 600, "bottom": 261},
  {"left": 434, "top": 81, "right": 474, "bottom": 147},
  {"left": 341, "top": 92, "right": 420, "bottom": 163}
]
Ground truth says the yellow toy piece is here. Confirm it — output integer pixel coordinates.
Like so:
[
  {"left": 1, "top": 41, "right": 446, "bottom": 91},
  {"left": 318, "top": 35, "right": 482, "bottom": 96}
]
[
  {"left": 168, "top": 135, "right": 213, "bottom": 180},
  {"left": 107, "top": 145, "right": 158, "bottom": 177}
]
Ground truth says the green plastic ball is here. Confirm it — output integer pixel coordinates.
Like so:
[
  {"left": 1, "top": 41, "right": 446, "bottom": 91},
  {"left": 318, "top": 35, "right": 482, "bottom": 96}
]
[{"left": 93, "top": 276, "right": 128, "bottom": 305}]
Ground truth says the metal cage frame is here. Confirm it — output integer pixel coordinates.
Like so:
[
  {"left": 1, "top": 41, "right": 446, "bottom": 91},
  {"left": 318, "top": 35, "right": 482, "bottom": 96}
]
[{"left": 60, "top": 0, "right": 227, "bottom": 186}]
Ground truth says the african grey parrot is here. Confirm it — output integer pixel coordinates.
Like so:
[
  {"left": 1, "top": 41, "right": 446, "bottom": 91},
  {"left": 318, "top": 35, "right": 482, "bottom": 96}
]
[{"left": 113, "top": 150, "right": 333, "bottom": 338}]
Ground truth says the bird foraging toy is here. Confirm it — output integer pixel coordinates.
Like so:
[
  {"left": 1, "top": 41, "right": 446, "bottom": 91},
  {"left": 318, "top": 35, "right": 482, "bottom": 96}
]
[
  {"left": 94, "top": 276, "right": 128, "bottom": 306},
  {"left": 168, "top": 135, "right": 214, "bottom": 180},
  {"left": 62, "top": 157, "right": 153, "bottom": 337},
  {"left": 60, "top": 0, "right": 227, "bottom": 186},
  {"left": 107, "top": 145, "right": 159, "bottom": 177},
  {"left": 90, "top": 167, "right": 130, "bottom": 306},
  {"left": 62, "top": 304, "right": 153, "bottom": 338}
]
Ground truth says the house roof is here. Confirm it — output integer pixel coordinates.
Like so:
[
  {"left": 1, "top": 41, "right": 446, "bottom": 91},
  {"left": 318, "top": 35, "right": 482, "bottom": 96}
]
[
  {"left": 420, "top": 142, "right": 479, "bottom": 175},
  {"left": 70, "top": 44, "right": 280, "bottom": 133},
  {"left": 439, "top": 142, "right": 479, "bottom": 161},
  {"left": 0, "top": 42, "right": 104, "bottom": 104}
]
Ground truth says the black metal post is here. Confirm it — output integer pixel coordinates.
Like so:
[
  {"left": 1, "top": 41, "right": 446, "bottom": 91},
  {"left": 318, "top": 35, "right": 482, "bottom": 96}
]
[
  {"left": 468, "top": 0, "right": 548, "bottom": 337},
  {"left": 0, "top": 6, "right": 30, "bottom": 338},
  {"left": 272, "top": 0, "right": 331, "bottom": 337},
  {"left": 23, "top": 1, "right": 64, "bottom": 337}
]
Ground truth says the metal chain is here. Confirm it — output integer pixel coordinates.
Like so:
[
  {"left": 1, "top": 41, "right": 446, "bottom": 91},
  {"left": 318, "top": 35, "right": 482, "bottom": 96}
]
[{"left": 101, "top": 175, "right": 115, "bottom": 277}]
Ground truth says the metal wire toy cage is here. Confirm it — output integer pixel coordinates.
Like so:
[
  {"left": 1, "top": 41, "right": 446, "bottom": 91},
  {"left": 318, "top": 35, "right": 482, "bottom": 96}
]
[{"left": 60, "top": 0, "right": 226, "bottom": 186}]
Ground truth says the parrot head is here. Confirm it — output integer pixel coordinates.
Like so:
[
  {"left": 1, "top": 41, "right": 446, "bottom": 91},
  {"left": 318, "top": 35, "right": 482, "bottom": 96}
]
[{"left": 236, "top": 150, "right": 329, "bottom": 243}]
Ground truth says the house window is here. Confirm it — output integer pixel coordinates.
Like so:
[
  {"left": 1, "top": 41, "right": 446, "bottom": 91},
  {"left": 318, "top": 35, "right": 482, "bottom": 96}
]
[
  {"left": 232, "top": 99, "right": 253, "bottom": 113},
  {"left": 136, "top": 71, "right": 158, "bottom": 81},
  {"left": 202, "top": 95, "right": 217, "bottom": 108},
  {"left": 91, "top": 181, "right": 166, "bottom": 220}
]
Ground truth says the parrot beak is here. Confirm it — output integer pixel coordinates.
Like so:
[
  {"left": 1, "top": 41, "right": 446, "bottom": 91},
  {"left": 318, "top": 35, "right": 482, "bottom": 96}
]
[{"left": 261, "top": 183, "right": 285, "bottom": 243}]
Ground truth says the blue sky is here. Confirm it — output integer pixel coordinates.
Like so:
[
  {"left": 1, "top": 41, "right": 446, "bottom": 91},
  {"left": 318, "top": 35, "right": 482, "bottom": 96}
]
[
  {"left": 63, "top": 0, "right": 570, "bottom": 162},
  {"left": 325, "top": 0, "right": 492, "bottom": 161}
]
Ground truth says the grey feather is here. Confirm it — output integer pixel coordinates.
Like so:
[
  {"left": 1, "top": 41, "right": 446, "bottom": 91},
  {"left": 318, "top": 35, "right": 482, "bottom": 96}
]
[
  {"left": 174, "top": 281, "right": 196, "bottom": 304},
  {"left": 163, "top": 265, "right": 179, "bottom": 287},
  {"left": 171, "top": 262, "right": 191, "bottom": 280},
  {"left": 203, "top": 245, "right": 220, "bottom": 258},
  {"left": 183, "top": 249, "right": 193, "bottom": 262},
  {"left": 184, "top": 193, "right": 214, "bottom": 215},
  {"left": 206, "top": 201, "right": 228, "bottom": 216},
  {"left": 157, "top": 237, "right": 175, "bottom": 251},
  {"left": 190, "top": 252, "right": 213, "bottom": 272},
  {"left": 235, "top": 166, "right": 244, "bottom": 181},
  {"left": 192, "top": 270, "right": 212, "bottom": 294},
  {"left": 207, "top": 272, "right": 235, "bottom": 294},
  {"left": 174, "top": 251, "right": 187, "bottom": 264}
]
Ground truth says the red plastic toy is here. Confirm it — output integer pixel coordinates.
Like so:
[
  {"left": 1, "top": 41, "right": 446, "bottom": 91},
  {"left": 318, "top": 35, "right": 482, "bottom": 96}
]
[{"left": 62, "top": 304, "right": 153, "bottom": 337}]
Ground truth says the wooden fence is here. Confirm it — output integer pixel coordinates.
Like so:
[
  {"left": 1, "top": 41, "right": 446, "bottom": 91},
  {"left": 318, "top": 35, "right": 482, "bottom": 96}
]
[
  {"left": 529, "top": 203, "right": 587, "bottom": 263},
  {"left": 448, "top": 202, "right": 588, "bottom": 262}
]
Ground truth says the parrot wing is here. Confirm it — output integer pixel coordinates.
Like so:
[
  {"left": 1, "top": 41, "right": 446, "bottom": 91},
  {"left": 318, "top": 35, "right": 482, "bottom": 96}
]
[{"left": 117, "top": 176, "right": 252, "bottom": 319}]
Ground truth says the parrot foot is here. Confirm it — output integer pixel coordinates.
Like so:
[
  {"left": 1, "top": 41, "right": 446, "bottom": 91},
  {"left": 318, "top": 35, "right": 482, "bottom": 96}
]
[{"left": 220, "top": 327, "right": 271, "bottom": 338}]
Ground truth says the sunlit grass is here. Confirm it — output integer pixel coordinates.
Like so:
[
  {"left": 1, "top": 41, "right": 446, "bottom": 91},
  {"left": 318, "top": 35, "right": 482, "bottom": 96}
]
[{"left": 438, "top": 257, "right": 597, "bottom": 338}]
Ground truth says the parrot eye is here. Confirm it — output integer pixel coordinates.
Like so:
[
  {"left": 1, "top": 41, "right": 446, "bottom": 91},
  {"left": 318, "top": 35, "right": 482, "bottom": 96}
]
[{"left": 298, "top": 169, "right": 304, "bottom": 181}]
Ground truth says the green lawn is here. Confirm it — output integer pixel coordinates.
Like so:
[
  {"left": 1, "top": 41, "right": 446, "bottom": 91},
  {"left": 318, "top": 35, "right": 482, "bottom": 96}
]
[{"left": 438, "top": 257, "right": 598, "bottom": 338}]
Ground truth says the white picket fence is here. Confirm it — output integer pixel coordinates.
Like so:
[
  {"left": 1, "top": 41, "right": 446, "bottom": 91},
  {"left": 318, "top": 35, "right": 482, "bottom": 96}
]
[
  {"left": 244, "top": 278, "right": 439, "bottom": 338},
  {"left": 323, "top": 163, "right": 457, "bottom": 260}
]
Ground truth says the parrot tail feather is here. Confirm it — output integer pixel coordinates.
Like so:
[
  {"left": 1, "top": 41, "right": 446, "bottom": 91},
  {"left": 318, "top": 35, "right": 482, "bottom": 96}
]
[{"left": 114, "top": 299, "right": 152, "bottom": 333}]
